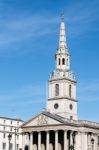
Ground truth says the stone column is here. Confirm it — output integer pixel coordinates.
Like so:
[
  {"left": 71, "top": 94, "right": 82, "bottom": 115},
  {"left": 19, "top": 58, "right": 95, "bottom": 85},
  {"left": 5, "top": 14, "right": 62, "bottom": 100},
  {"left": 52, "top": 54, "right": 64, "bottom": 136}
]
[
  {"left": 22, "top": 133, "right": 25, "bottom": 150},
  {"left": 46, "top": 131, "right": 49, "bottom": 150},
  {"left": 38, "top": 132, "right": 41, "bottom": 150},
  {"left": 55, "top": 130, "right": 58, "bottom": 150},
  {"left": 81, "top": 132, "right": 87, "bottom": 150},
  {"left": 75, "top": 132, "right": 81, "bottom": 150},
  {"left": 95, "top": 134, "right": 98, "bottom": 150},
  {"left": 30, "top": 132, "right": 33, "bottom": 150},
  {"left": 64, "top": 130, "right": 67, "bottom": 150},
  {"left": 70, "top": 131, "right": 73, "bottom": 146},
  {"left": 87, "top": 134, "right": 91, "bottom": 150}
]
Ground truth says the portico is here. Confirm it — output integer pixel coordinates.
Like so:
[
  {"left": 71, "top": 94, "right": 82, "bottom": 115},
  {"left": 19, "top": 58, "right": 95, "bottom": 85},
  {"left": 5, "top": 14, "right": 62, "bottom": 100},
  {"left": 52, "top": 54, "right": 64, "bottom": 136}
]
[{"left": 21, "top": 112, "right": 99, "bottom": 150}]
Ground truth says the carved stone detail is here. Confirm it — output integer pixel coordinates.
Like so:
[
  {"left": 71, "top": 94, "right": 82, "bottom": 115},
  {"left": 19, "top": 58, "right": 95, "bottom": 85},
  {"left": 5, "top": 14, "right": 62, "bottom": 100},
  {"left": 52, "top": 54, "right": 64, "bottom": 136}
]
[{"left": 37, "top": 114, "right": 48, "bottom": 125}]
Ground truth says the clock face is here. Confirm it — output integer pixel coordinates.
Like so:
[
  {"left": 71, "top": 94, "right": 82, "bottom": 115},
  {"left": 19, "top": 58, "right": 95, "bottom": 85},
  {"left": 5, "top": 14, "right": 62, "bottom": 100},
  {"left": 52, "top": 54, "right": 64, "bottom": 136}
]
[{"left": 55, "top": 69, "right": 60, "bottom": 76}]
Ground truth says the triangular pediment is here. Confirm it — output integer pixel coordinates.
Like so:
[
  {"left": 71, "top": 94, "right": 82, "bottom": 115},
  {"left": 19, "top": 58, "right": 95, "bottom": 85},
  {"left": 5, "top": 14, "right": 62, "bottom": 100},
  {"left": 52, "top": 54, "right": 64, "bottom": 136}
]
[{"left": 22, "top": 112, "right": 64, "bottom": 127}]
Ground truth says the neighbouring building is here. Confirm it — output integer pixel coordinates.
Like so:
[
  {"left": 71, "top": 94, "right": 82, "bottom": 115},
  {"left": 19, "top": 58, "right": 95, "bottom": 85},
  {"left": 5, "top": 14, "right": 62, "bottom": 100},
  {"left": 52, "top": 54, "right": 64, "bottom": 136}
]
[
  {"left": 21, "top": 16, "right": 99, "bottom": 150},
  {"left": 0, "top": 117, "right": 24, "bottom": 150}
]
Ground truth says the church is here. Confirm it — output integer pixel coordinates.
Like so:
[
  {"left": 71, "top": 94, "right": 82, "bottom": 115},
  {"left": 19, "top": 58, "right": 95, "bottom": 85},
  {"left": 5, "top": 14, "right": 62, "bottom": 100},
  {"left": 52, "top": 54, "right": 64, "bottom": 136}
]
[{"left": 21, "top": 16, "right": 99, "bottom": 150}]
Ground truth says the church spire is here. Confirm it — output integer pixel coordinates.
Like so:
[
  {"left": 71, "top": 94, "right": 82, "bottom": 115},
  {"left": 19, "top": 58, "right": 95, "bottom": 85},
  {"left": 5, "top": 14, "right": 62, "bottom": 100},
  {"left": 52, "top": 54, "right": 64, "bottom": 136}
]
[{"left": 59, "top": 14, "right": 67, "bottom": 49}]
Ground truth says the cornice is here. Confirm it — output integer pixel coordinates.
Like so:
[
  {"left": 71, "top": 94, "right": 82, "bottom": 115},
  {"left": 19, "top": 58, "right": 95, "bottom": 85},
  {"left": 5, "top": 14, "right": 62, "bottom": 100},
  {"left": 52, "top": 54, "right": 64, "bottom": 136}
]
[
  {"left": 48, "top": 96, "right": 78, "bottom": 102},
  {"left": 49, "top": 77, "right": 77, "bottom": 83}
]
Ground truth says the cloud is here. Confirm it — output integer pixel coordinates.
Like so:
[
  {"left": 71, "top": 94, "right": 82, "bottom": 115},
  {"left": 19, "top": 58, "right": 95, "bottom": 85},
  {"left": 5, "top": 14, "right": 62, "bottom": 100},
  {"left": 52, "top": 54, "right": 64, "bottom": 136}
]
[
  {"left": 0, "top": 84, "right": 46, "bottom": 104},
  {"left": 0, "top": 0, "right": 99, "bottom": 56}
]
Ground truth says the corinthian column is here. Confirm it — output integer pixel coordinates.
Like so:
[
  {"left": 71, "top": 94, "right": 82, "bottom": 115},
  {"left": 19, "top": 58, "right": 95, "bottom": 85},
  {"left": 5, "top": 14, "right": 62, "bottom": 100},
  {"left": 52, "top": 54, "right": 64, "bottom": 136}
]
[
  {"left": 46, "top": 131, "right": 49, "bottom": 150},
  {"left": 55, "top": 130, "right": 58, "bottom": 150},
  {"left": 38, "top": 132, "right": 41, "bottom": 150},
  {"left": 64, "top": 130, "right": 67, "bottom": 150},
  {"left": 30, "top": 132, "right": 33, "bottom": 150},
  {"left": 70, "top": 131, "right": 73, "bottom": 145},
  {"left": 22, "top": 133, "right": 25, "bottom": 150}
]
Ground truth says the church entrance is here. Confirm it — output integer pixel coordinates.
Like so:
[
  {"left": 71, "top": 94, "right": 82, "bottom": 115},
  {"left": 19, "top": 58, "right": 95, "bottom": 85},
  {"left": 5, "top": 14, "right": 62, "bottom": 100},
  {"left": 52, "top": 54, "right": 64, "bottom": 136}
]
[{"left": 24, "top": 145, "right": 29, "bottom": 150}]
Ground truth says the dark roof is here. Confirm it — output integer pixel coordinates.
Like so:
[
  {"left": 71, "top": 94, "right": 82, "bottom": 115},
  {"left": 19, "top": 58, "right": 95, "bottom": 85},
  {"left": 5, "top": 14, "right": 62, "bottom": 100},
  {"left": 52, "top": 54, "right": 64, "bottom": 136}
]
[
  {"left": 21, "top": 111, "right": 99, "bottom": 129},
  {"left": 0, "top": 116, "right": 24, "bottom": 122},
  {"left": 42, "top": 111, "right": 65, "bottom": 123}
]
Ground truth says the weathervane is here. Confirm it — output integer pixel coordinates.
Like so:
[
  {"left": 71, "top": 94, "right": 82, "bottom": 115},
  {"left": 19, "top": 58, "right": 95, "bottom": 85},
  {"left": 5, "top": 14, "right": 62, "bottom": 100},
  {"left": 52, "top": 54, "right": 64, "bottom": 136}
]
[{"left": 61, "top": 11, "right": 64, "bottom": 22}]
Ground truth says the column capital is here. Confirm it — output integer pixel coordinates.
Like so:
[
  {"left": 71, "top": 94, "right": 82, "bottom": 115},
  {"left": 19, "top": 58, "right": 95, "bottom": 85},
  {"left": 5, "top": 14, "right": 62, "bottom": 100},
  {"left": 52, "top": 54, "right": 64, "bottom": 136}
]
[
  {"left": 63, "top": 129, "right": 67, "bottom": 132},
  {"left": 55, "top": 130, "right": 58, "bottom": 132}
]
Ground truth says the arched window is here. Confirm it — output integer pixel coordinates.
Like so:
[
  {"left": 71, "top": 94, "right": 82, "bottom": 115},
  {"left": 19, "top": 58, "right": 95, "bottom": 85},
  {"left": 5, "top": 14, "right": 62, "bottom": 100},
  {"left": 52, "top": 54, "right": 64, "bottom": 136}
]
[
  {"left": 69, "top": 85, "right": 72, "bottom": 97},
  {"left": 62, "top": 58, "right": 65, "bottom": 65},
  {"left": 58, "top": 58, "right": 60, "bottom": 65},
  {"left": 55, "top": 84, "right": 59, "bottom": 96}
]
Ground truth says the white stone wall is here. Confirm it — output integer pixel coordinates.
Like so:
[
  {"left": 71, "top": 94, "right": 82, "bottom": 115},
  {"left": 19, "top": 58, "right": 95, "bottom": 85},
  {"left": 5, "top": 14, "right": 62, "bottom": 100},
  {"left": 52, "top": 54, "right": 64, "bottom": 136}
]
[
  {"left": 0, "top": 117, "right": 23, "bottom": 150},
  {"left": 47, "top": 78, "right": 77, "bottom": 120},
  {"left": 47, "top": 98, "right": 77, "bottom": 120}
]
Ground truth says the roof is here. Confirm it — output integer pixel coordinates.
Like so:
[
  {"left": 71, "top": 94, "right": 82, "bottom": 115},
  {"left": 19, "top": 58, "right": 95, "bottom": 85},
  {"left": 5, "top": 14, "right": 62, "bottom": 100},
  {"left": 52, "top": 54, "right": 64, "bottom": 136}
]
[
  {"left": 21, "top": 111, "right": 99, "bottom": 130},
  {"left": 0, "top": 116, "right": 24, "bottom": 122}
]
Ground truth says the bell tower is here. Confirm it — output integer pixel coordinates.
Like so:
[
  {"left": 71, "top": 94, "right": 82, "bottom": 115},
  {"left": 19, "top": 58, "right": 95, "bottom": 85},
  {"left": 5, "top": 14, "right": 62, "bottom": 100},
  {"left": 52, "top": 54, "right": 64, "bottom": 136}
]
[{"left": 47, "top": 15, "right": 78, "bottom": 120}]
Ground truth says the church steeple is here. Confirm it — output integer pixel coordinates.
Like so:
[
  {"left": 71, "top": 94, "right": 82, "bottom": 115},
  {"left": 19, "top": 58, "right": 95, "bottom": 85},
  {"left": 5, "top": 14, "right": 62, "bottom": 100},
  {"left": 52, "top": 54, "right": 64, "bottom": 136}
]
[
  {"left": 47, "top": 15, "right": 77, "bottom": 120},
  {"left": 59, "top": 14, "right": 67, "bottom": 49},
  {"left": 56, "top": 15, "right": 70, "bottom": 71}
]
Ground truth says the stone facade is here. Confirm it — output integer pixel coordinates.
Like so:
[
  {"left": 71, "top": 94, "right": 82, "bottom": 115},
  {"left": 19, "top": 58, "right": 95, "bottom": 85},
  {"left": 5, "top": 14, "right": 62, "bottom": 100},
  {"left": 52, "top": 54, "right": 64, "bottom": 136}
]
[
  {"left": 0, "top": 117, "right": 23, "bottom": 150},
  {"left": 21, "top": 16, "right": 99, "bottom": 150}
]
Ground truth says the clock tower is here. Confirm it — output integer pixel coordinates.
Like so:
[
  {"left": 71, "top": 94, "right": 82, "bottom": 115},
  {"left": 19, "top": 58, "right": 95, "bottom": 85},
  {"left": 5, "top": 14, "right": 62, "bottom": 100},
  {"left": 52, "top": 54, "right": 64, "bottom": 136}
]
[{"left": 47, "top": 16, "right": 78, "bottom": 120}]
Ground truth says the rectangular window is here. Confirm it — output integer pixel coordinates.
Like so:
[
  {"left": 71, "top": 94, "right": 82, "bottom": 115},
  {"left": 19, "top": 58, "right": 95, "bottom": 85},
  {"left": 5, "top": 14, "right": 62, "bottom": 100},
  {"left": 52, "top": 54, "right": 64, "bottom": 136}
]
[
  {"left": 3, "top": 133, "right": 6, "bottom": 138},
  {"left": 55, "top": 84, "right": 59, "bottom": 96},
  {"left": 2, "top": 142, "right": 6, "bottom": 150},
  {"left": 3, "top": 126, "right": 5, "bottom": 130},
  {"left": 70, "top": 116, "right": 73, "bottom": 120},
  {"left": 10, "top": 127, "right": 12, "bottom": 132},
  {"left": 11, "top": 120, "right": 12, "bottom": 124}
]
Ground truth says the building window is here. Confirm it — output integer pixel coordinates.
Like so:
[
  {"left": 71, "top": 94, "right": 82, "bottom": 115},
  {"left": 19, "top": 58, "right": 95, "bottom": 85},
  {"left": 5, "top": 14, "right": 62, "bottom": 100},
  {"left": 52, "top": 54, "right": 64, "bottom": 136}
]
[
  {"left": 55, "top": 84, "right": 59, "bottom": 96},
  {"left": 69, "top": 104, "right": 73, "bottom": 110},
  {"left": 3, "top": 120, "right": 6, "bottom": 123},
  {"left": 62, "top": 58, "right": 65, "bottom": 65},
  {"left": 10, "top": 127, "right": 12, "bottom": 132},
  {"left": 70, "top": 116, "right": 73, "bottom": 120},
  {"left": 3, "top": 133, "right": 6, "bottom": 138},
  {"left": 69, "top": 85, "right": 72, "bottom": 97},
  {"left": 11, "top": 121, "right": 12, "bottom": 124},
  {"left": 58, "top": 58, "right": 60, "bottom": 65},
  {"left": 2, "top": 142, "right": 6, "bottom": 150},
  {"left": 3, "top": 126, "right": 5, "bottom": 130}
]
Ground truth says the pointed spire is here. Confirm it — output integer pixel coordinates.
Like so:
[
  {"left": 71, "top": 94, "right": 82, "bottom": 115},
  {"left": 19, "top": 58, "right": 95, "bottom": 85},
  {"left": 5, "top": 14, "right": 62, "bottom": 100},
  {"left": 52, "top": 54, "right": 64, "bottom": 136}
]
[{"left": 59, "top": 13, "right": 67, "bottom": 49}]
